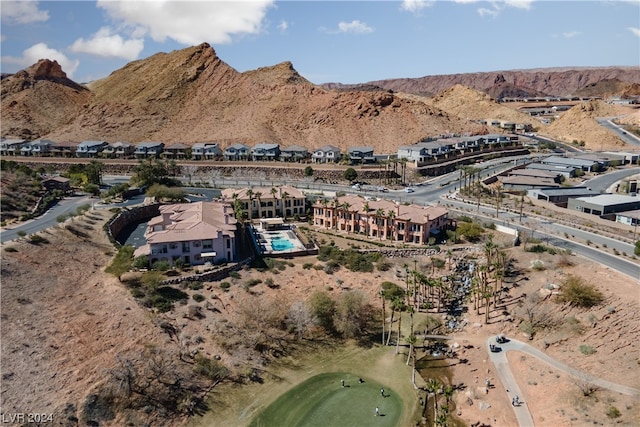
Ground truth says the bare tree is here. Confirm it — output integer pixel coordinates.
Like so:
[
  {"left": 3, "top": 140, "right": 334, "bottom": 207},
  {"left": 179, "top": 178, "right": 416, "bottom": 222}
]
[{"left": 572, "top": 372, "right": 599, "bottom": 397}]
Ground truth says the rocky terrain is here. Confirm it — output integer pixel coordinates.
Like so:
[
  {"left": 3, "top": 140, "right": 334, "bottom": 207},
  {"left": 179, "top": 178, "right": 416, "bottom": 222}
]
[
  {"left": 0, "top": 60, "right": 91, "bottom": 140},
  {"left": 350, "top": 67, "right": 640, "bottom": 98},
  {"left": 1, "top": 43, "right": 479, "bottom": 153},
  {"left": 2, "top": 43, "right": 638, "bottom": 154}
]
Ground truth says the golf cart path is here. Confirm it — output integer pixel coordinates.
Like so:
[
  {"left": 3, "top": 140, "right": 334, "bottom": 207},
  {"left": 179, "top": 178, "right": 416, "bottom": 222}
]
[{"left": 487, "top": 335, "right": 640, "bottom": 427}]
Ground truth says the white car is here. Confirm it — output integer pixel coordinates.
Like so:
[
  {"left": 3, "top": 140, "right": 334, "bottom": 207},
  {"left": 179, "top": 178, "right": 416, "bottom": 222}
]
[{"left": 405, "top": 187, "right": 415, "bottom": 193}]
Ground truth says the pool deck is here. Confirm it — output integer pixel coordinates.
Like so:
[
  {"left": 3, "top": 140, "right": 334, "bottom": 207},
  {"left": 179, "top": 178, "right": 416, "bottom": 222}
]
[{"left": 251, "top": 226, "right": 318, "bottom": 257}]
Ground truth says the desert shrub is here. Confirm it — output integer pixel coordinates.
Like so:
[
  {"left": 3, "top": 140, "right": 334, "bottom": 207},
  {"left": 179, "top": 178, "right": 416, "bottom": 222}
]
[
  {"left": 302, "top": 262, "right": 314, "bottom": 270},
  {"left": 28, "top": 234, "right": 49, "bottom": 245},
  {"left": 579, "top": 344, "right": 596, "bottom": 355},
  {"left": 381, "top": 281, "right": 404, "bottom": 300},
  {"left": 309, "top": 290, "right": 336, "bottom": 331},
  {"left": 132, "top": 255, "right": 149, "bottom": 269},
  {"left": 265, "top": 278, "right": 278, "bottom": 288},
  {"left": 606, "top": 406, "right": 621, "bottom": 419},
  {"left": 192, "top": 294, "right": 205, "bottom": 302},
  {"left": 152, "top": 260, "right": 171, "bottom": 271},
  {"left": 457, "top": 221, "right": 484, "bottom": 242},
  {"left": 219, "top": 281, "right": 231, "bottom": 291},
  {"left": 635, "top": 240, "right": 640, "bottom": 256},
  {"left": 377, "top": 260, "right": 392, "bottom": 271},
  {"left": 185, "top": 281, "right": 204, "bottom": 290},
  {"left": 4, "top": 247, "right": 18, "bottom": 253},
  {"left": 558, "top": 275, "right": 603, "bottom": 307},
  {"left": 105, "top": 245, "right": 135, "bottom": 280},
  {"left": 243, "top": 278, "right": 262, "bottom": 290},
  {"left": 228, "top": 271, "right": 241, "bottom": 279},
  {"left": 531, "top": 260, "right": 546, "bottom": 271}
]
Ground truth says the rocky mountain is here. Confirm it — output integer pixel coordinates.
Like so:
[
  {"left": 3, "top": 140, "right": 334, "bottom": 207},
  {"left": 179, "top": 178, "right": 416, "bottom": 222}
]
[
  {"left": 336, "top": 67, "right": 640, "bottom": 99},
  {"left": 3, "top": 43, "right": 481, "bottom": 153},
  {"left": 574, "top": 78, "right": 640, "bottom": 99},
  {"left": 0, "top": 60, "right": 91, "bottom": 140}
]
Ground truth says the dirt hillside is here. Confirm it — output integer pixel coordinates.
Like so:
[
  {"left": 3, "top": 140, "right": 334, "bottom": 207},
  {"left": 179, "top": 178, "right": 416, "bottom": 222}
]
[{"left": 543, "top": 100, "right": 632, "bottom": 150}]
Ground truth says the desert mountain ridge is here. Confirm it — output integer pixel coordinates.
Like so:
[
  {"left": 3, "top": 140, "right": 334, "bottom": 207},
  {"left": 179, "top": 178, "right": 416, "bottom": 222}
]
[
  {"left": 327, "top": 66, "right": 640, "bottom": 99},
  {"left": 0, "top": 43, "right": 636, "bottom": 152}
]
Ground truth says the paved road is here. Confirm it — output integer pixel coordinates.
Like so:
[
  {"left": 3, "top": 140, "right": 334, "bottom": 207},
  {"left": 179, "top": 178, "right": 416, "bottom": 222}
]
[
  {"left": 582, "top": 167, "right": 640, "bottom": 193},
  {"left": 596, "top": 117, "right": 640, "bottom": 147},
  {"left": 487, "top": 335, "right": 640, "bottom": 427}
]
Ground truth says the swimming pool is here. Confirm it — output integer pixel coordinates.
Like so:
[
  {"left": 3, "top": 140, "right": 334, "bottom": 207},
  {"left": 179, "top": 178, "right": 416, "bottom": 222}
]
[{"left": 271, "top": 235, "right": 295, "bottom": 251}]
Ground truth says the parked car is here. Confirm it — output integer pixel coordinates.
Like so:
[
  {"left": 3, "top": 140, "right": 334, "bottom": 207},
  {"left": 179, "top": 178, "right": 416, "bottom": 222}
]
[
  {"left": 405, "top": 187, "right": 415, "bottom": 193},
  {"left": 489, "top": 344, "right": 501, "bottom": 353},
  {"left": 496, "top": 335, "right": 508, "bottom": 344}
]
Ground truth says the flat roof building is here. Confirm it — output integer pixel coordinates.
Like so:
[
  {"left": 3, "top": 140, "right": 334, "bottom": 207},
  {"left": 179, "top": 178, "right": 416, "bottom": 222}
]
[{"left": 567, "top": 194, "right": 640, "bottom": 219}]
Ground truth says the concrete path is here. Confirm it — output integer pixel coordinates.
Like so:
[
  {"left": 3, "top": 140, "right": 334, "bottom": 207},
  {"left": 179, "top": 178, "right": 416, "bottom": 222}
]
[{"left": 486, "top": 335, "right": 640, "bottom": 427}]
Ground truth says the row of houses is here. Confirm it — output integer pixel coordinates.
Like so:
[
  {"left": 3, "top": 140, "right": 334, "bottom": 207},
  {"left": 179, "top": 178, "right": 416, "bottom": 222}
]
[
  {"left": 0, "top": 138, "right": 376, "bottom": 164},
  {"left": 498, "top": 152, "right": 637, "bottom": 191},
  {"left": 397, "top": 134, "right": 520, "bottom": 165},
  {"left": 134, "top": 186, "right": 450, "bottom": 267}
]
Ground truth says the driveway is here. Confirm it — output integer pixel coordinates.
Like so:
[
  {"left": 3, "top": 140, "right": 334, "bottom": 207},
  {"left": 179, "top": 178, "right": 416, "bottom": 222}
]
[{"left": 486, "top": 335, "right": 640, "bottom": 427}]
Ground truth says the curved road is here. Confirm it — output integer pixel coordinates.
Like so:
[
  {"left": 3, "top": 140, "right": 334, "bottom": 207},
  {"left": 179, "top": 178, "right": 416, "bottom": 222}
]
[{"left": 487, "top": 335, "right": 640, "bottom": 427}]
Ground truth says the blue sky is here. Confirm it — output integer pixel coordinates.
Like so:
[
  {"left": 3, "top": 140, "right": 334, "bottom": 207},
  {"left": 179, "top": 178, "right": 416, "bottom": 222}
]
[{"left": 1, "top": 1, "right": 639, "bottom": 84}]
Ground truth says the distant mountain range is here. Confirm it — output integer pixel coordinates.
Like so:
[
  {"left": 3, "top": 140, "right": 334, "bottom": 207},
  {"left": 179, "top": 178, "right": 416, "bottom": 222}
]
[{"left": 1, "top": 43, "right": 638, "bottom": 153}]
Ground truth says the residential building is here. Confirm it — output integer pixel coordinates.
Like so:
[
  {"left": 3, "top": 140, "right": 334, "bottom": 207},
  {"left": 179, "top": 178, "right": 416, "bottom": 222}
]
[
  {"left": 525, "top": 163, "right": 577, "bottom": 178},
  {"left": 348, "top": 146, "right": 375, "bottom": 164},
  {"left": 192, "top": 142, "right": 222, "bottom": 160},
  {"left": 220, "top": 185, "right": 306, "bottom": 219},
  {"left": 42, "top": 176, "right": 71, "bottom": 193},
  {"left": 134, "top": 141, "right": 164, "bottom": 158},
  {"left": 500, "top": 176, "right": 560, "bottom": 190},
  {"left": 163, "top": 143, "right": 190, "bottom": 159},
  {"left": 20, "top": 139, "right": 53, "bottom": 156},
  {"left": 135, "top": 201, "right": 237, "bottom": 266},
  {"left": 312, "top": 145, "right": 341, "bottom": 163},
  {"left": 568, "top": 194, "right": 640, "bottom": 219},
  {"left": 527, "top": 187, "right": 599, "bottom": 207},
  {"left": 103, "top": 141, "right": 135, "bottom": 158},
  {"left": 615, "top": 209, "right": 640, "bottom": 228},
  {"left": 251, "top": 143, "right": 280, "bottom": 161},
  {"left": 223, "top": 143, "right": 250, "bottom": 161},
  {"left": 540, "top": 156, "right": 600, "bottom": 172},
  {"left": 280, "top": 145, "right": 309, "bottom": 162},
  {"left": 312, "top": 195, "right": 449, "bottom": 245},
  {"left": 506, "top": 168, "right": 562, "bottom": 182},
  {"left": 0, "top": 138, "right": 27, "bottom": 156},
  {"left": 50, "top": 141, "right": 78, "bottom": 157},
  {"left": 76, "top": 140, "right": 108, "bottom": 158}
]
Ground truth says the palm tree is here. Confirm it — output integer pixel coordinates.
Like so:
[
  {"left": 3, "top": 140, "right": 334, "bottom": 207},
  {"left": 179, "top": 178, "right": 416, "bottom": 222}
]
[
  {"left": 342, "top": 202, "right": 352, "bottom": 233},
  {"left": 245, "top": 188, "right": 254, "bottom": 221},
  {"left": 270, "top": 186, "right": 278, "bottom": 215},
  {"left": 425, "top": 378, "right": 442, "bottom": 425},
  {"left": 281, "top": 190, "right": 290, "bottom": 218},
  {"left": 406, "top": 335, "right": 417, "bottom": 387},
  {"left": 387, "top": 209, "right": 396, "bottom": 240},
  {"left": 392, "top": 297, "right": 404, "bottom": 353},
  {"left": 380, "top": 290, "right": 386, "bottom": 345},
  {"left": 375, "top": 208, "right": 385, "bottom": 240},
  {"left": 254, "top": 191, "right": 263, "bottom": 218}
]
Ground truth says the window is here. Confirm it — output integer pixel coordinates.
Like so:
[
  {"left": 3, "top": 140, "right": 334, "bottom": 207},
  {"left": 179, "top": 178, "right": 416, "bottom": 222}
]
[
  {"left": 182, "top": 242, "right": 190, "bottom": 253},
  {"left": 202, "top": 239, "right": 213, "bottom": 249},
  {"left": 193, "top": 241, "right": 201, "bottom": 247},
  {"left": 226, "top": 239, "right": 231, "bottom": 249}
]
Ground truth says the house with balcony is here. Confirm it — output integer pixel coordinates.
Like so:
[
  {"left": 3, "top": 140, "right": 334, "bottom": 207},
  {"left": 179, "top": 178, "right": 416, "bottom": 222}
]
[
  {"left": 312, "top": 195, "right": 449, "bottom": 245},
  {"left": 348, "top": 146, "right": 375, "bottom": 164},
  {"left": 103, "top": 141, "right": 135, "bottom": 158},
  {"left": 223, "top": 143, "right": 250, "bottom": 161},
  {"left": 191, "top": 142, "right": 222, "bottom": 160},
  {"left": 251, "top": 143, "right": 280, "bottom": 161},
  {"left": 312, "top": 145, "right": 342, "bottom": 163},
  {"left": 280, "top": 145, "right": 309, "bottom": 162},
  {"left": 50, "top": 141, "right": 78, "bottom": 157},
  {"left": 42, "top": 176, "right": 71, "bottom": 193},
  {"left": 20, "top": 139, "right": 53, "bottom": 156},
  {"left": 76, "top": 140, "right": 109, "bottom": 158},
  {"left": 134, "top": 141, "right": 165, "bottom": 158},
  {"left": 220, "top": 185, "right": 306, "bottom": 219},
  {"left": 134, "top": 201, "right": 237, "bottom": 266},
  {"left": 163, "top": 142, "right": 190, "bottom": 159},
  {"left": 0, "top": 139, "right": 27, "bottom": 156}
]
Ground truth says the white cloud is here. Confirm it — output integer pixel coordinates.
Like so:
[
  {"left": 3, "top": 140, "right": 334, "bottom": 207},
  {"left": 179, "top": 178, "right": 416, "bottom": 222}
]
[
  {"left": 400, "top": 0, "right": 435, "bottom": 14},
  {"left": 277, "top": 20, "right": 288, "bottom": 32},
  {"left": 337, "top": 20, "right": 374, "bottom": 34},
  {"left": 562, "top": 31, "right": 581, "bottom": 38},
  {"left": 629, "top": 27, "right": 640, "bottom": 37},
  {"left": 70, "top": 27, "right": 144, "bottom": 60},
  {"left": 1, "top": 43, "right": 79, "bottom": 77},
  {"left": 457, "top": 0, "right": 534, "bottom": 17},
  {"left": 97, "top": 0, "right": 274, "bottom": 45},
  {"left": 1, "top": 1, "right": 49, "bottom": 24}
]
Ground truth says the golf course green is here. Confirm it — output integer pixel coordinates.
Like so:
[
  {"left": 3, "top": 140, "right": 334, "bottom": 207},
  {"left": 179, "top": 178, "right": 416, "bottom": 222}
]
[{"left": 249, "top": 372, "right": 403, "bottom": 427}]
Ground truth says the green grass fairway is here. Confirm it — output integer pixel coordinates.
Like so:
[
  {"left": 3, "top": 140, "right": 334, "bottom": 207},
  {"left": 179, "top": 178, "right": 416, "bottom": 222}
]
[{"left": 249, "top": 372, "right": 403, "bottom": 427}]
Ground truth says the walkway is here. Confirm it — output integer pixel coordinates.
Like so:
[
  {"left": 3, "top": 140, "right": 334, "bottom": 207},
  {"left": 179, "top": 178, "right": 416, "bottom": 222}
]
[{"left": 486, "top": 335, "right": 640, "bottom": 427}]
